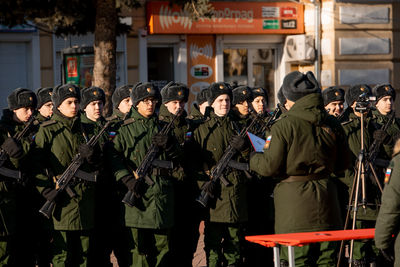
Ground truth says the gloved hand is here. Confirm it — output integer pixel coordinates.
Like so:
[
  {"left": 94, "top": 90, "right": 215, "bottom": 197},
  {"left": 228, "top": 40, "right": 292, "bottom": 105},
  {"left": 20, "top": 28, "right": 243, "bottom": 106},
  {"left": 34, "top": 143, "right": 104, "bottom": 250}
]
[
  {"left": 78, "top": 144, "right": 96, "bottom": 164},
  {"left": 121, "top": 175, "right": 147, "bottom": 198},
  {"left": 152, "top": 133, "right": 169, "bottom": 148},
  {"left": 230, "top": 136, "right": 246, "bottom": 152},
  {"left": 373, "top": 129, "right": 388, "bottom": 142},
  {"left": 380, "top": 248, "right": 394, "bottom": 263},
  {"left": 1, "top": 137, "right": 23, "bottom": 158},
  {"left": 41, "top": 187, "right": 58, "bottom": 201},
  {"left": 202, "top": 181, "right": 219, "bottom": 199}
]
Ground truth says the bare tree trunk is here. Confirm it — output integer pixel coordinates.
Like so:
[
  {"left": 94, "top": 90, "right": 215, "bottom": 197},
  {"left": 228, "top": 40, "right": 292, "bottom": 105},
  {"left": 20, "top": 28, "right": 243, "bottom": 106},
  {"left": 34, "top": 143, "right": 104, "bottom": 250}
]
[{"left": 93, "top": 0, "right": 117, "bottom": 117}]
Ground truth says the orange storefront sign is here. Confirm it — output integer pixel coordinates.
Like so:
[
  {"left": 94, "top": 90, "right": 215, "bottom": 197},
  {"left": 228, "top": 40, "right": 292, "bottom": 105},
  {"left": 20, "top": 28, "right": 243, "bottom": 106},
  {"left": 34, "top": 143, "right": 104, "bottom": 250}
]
[
  {"left": 147, "top": 1, "right": 304, "bottom": 34},
  {"left": 186, "top": 35, "right": 216, "bottom": 108}
]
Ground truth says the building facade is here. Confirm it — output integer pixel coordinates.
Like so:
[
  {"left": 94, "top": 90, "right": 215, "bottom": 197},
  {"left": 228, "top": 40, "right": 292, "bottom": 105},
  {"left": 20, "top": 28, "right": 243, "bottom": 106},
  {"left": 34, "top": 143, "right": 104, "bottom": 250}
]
[{"left": 0, "top": 0, "right": 398, "bottom": 110}]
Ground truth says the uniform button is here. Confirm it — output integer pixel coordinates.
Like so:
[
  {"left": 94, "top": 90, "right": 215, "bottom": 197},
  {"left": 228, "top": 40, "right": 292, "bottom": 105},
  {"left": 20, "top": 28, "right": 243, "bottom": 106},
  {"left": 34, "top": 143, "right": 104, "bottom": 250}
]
[{"left": 213, "top": 148, "right": 216, "bottom": 151}]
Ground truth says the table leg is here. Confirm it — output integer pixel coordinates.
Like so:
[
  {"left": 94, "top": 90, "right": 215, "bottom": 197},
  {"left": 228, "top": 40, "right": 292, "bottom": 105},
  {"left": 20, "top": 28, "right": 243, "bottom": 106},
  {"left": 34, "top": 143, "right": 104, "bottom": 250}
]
[
  {"left": 288, "top": 246, "right": 295, "bottom": 267},
  {"left": 273, "top": 246, "right": 280, "bottom": 267}
]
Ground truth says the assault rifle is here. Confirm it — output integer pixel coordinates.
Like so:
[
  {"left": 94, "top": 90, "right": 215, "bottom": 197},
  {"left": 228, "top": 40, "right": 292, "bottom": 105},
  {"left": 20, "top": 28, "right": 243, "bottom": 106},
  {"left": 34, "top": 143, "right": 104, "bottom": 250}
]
[
  {"left": 0, "top": 117, "right": 38, "bottom": 181},
  {"left": 364, "top": 111, "right": 395, "bottom": 191},
  {"left": 122, "top": 109, "right": 182, "bottom": 207},
  {"left": 196, "top": 113, "right": 260, "bottom": 208},
  {"left": 39, "top": 116, "right": 116, "bottom": 219}
]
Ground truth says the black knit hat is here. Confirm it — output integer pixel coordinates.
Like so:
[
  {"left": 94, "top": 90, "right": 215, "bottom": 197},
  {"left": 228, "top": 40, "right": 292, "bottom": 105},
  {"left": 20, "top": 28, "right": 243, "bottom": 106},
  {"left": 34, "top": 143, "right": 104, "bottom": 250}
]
[
  {"left": 207, "top": 82, "right": 232, "bottom": 105},
  {"left": 345, "top": 84, "right": 371, "bottom": 106},
  {"left": 372, "top": 83, "right": 396, "bottom": 102},
  {"left": 277, "top": 86, "right": 286, "bottom": 104},
  {"left": 161, "top": 82, "right": 189, "bottom": 104},
  {"left": 112, "top": 84, "right": 133, "bottom": 108},
  {"left": 36, "top": 87, "right": 53, "bottom": 109},
  {"left": 322, "top": 86, "right": 345, "bottom": 106},
  {"left": 232, "top": 86, "right": 253, "bottom": 105},
  {"left": 282, "top": 71, "right": 321, "bottom": 102},
  {"left": 7, "top": 88, "right": 37, "bottom": 110},
  {"left": 52, "top": 84, "right": 80, "bottom": 107},
  {"left": 196, "top": 88, "right": 208, "bottom": 105},
  {"left": 80, "top": 86, "right": 106, "bottom": 110},
  {"left": 131, "top": 82, "right": 160, "bottom": 107},
  {"left": 252, "top": 87, "right": 268, "bottom": 103}
]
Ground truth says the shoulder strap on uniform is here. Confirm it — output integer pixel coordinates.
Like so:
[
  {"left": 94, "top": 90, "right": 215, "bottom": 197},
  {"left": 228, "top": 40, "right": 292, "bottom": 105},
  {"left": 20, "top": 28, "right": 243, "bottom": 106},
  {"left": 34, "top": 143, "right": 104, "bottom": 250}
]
[
  {"left": 341, "top": 119, "right": 353, "bottom": 126},
  {"left": 122, "top": 117, "right": 135, "bottom": 126},
  {"left": 41, "top": 120, "right": 57, "bottom": 127}
]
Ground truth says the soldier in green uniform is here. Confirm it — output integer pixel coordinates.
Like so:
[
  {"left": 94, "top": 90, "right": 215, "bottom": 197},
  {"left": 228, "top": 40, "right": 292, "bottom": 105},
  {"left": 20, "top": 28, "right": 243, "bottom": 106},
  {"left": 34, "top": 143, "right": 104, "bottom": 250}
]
[
  {"left": 112, "top": 84, "right": 133, "bottom": 120},
  {"left": 35, "top": 87, "right": 54, "bottom": 122},
  {"left": 371, "top": 84, "right": 400, "bottom": 162},
  {"left": 33, "top": 84, "right": 99, "bottom": 267},
  {"left": 0, "top": 88, "right": 37, "bottom": 266},
  {"left": 250, "top": 71, "right": 349, "bottom": 266},
  {"left": 159, "top": 82, "right": 199, "bottom": 267},
  {"left": 188, "top": 88, "right": 209, "bottom": 126},
  {"left": 110, "top": 82, "right": 181, "bottom": 267},
  {"left": 340, "top": 84, "right": 380, "bottom": 265},
  {"left": 190, "top": 82, "right": 250, "bottom": 267},
  {"left": 321, "top": 86, "right": 345, "bottom": 118},
  {"left": 375, "top": 140, "right": 400, "bottom": 266}
]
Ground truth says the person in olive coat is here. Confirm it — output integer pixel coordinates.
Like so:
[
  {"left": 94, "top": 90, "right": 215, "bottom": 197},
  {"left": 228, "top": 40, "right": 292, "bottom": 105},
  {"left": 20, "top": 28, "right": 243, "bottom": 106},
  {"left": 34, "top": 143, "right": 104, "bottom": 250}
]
[
  {"left": 112, "top": 84, "right": 134, "bottom": 120},
  {"left": 35, "top": 87, "right": 54, "bottom": 122},
  {"left": 33, "top": 84, "right": 99, "bottom": 267},
  {"left": 0, "top": 88, "right": 37, "bottom": 266},
  {"left": 110, "top": 82, "right": 181, "bottom": 267},
  {"left": 340, "top": 85, "right": 381, "bottom": 265},
  {"left": 371, "top": 84, "right": 400, "bottom": 161},
  {"left": 190, "top": 82, "right": 250, "bottom": 267},
  {"left": 375, "top": 139, "right": 400, "bottom": 266},
  {"left": 250, "top": 71, "right": 349, "bottom": 266}
]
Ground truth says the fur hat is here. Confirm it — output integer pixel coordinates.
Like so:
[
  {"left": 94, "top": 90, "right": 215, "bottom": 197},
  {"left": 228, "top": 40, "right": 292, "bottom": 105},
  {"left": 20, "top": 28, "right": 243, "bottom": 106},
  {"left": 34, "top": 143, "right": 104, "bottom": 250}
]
[
  {"left": 131, "top": 82, "right": 160, "bottom": 107},
  {"left": 322, "top": 86, "right": 345, "bottom": 106},
  {"left": 52, "top": 84, "right": 80, "bottom": 107},
  {"left": 372, "top": 83, "right": 396, "bottom": 102},
  {"left": 345, "top": 84, "right": 371, "bottom": 106},
  {"left": 252, "top": 87, "right": 268, "bottom": 103},
  {"left": 196, "top": 88, "right": 208, "bottom": 105},
  {"left": 207, "top": 82, "right": 232, "bottom": 105},
  {"left": 112, "top": 84, "right": 133, "bottom": 108},
  {"left": 277, "top": 86, "right": 286, "bottom": 105},
  {"left": 161, "top": 82, "right": 189, "bottom": 104},
  {"left": 232, "top": 86, "right": 253, "bottom": 105},
  {"left": 7, "top": 88, "right": 37, "bottom": 110},
  {"left": 80, "top": 86, "right": 106, "bottom": 110},
  {"left": 36, "top": 87, "right": 53, "bottom": 109},
  {"left": 282, "top": 71, "right": 321, "bottom": 102}
]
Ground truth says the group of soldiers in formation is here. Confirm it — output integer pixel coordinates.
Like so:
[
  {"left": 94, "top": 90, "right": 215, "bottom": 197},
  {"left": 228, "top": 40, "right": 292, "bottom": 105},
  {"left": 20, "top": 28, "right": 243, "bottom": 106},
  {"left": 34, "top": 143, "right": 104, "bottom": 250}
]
[{"left": 1, "top": 70, "right": 400, "bottom": 267}]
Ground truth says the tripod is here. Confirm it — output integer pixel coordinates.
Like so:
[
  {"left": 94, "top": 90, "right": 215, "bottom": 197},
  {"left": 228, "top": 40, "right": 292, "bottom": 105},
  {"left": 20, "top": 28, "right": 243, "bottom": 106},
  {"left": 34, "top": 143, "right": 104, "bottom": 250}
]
[{"left": 337, "top": 108, "right": 384, "bottom": 267}]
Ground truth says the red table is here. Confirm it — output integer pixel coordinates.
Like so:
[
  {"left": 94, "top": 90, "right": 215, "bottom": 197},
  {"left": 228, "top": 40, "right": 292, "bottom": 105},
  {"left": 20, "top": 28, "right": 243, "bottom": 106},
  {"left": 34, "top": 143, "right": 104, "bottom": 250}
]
[{"left": 245, "top": 228, "right": 375, "bottom": 267}]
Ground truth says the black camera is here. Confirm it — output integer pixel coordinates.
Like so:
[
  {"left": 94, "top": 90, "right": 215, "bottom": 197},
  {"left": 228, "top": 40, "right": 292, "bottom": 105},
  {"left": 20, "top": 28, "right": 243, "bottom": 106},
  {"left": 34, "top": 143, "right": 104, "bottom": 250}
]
[{"left": 355, "top": 93, "right": 376, "bottom": 112}]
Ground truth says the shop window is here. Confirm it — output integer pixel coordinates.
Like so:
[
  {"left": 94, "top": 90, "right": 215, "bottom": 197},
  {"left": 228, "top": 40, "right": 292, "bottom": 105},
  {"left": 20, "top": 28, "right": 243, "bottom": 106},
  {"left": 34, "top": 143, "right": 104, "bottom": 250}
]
[{"left": 148, "top": 47, "right": 174, "bottom": 89}]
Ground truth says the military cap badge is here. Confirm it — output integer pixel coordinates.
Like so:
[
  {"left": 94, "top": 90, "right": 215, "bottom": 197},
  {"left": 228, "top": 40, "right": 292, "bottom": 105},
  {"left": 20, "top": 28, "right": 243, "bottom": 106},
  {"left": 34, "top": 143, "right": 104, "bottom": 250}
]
[
  {"left": 360, "top": 87, "right": 365, "bottom": 92},
  {"left": 219, "top": 85, "right": 224, "bottom": 89},
  {"left": 49, "top": 92, "right": 52, "bottom": 96},
  {"left": 242, "top": 90, "right": 247, "bottom": 95},
  {"left": 93, "top": 91, "right": 98, "bottom": 96},
  {"left": 335, "top": 91, "right": 340, "bottom": 96},
  {"left": 385, "top": 86, "right": 389, "bottom": 91},
  {"left": 147, "top": 87, "right": 151, "bottom": 92},
  {"left": 129, "top": 87, "right": 133, "bottom": 92},
  {"left": 178, "top": 91, "right": 182, "bottom": 96},
  {"left": 69, "top": 87, "right": 74, "bottom": 92},
  {"left": 257, "top": 89, "right": 261, "bottom": 92},
  {"left": 29, "top": 96, "right": 33, "bottom": 101}
]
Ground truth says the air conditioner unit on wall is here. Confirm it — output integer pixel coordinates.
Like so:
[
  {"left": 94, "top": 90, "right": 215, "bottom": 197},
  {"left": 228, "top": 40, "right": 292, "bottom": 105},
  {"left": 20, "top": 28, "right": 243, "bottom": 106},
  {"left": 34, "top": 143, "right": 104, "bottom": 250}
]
[{"left": 284, "top": 35, "right": 315, "bottom": 63}]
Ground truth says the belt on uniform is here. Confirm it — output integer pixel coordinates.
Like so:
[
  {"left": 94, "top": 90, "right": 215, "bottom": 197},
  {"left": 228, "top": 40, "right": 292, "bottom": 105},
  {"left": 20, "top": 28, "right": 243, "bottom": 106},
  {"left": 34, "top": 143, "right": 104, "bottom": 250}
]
[{"left": 281, "top": 172, "right": 327, "bottom": 183}]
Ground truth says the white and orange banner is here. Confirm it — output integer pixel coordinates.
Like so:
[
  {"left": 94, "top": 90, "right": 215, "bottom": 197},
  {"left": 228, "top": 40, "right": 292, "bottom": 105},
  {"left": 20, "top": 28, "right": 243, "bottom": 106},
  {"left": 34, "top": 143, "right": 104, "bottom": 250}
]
[
  {"left": 186, "top": 35, "right": 216, "bottom": 108},
  {"left": 147, "top": 1, "right": 304, "bottom": 34}
]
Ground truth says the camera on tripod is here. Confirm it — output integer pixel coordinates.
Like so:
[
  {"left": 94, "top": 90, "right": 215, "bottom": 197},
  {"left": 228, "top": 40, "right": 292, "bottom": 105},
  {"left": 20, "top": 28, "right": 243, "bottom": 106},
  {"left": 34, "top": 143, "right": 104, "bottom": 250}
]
[{"left": 355, "top": 93, "right": 376, "bottom": 112}]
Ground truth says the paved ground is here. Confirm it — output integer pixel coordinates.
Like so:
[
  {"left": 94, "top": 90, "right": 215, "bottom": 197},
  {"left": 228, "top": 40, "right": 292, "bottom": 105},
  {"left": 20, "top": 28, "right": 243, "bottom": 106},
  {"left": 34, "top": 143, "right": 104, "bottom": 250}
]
[{"left": 109, "top": 221, "right": 207, "bottom": 267}]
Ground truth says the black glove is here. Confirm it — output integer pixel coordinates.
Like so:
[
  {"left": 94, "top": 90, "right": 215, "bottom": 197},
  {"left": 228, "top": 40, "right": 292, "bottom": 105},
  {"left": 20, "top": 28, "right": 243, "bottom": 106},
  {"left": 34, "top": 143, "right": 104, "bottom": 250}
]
[
  {"left": 41, "top": 187, "right": 58, "bottom": 201},
  {"left": 230, "top": 136, "right": 246, "bottom": 152},
  {"left": 202, "top": 181, "right": 219, "bottom": 199},
  {"left": 380, "top": 248, "right": 394, "bottom": 263},
  {"left": 152, "top": 133, "right": 169, "bottom": 148},
  {"left": 373, "top": 129, "right": 388, "bottom": 142},
  {"left": 1, "top": 137, "right": 23, "bottom": 158},
  {"left": 121, "top": 175, "right": 147, "bottom": 198},
  {"left": 78, "top": 144, "right": 96, "bottom": 164}
]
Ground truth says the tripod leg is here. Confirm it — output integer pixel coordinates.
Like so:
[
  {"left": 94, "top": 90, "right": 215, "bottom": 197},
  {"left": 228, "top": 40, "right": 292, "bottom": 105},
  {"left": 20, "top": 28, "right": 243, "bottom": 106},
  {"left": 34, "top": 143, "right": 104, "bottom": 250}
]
[
  {"left": 368, "top": 162, "right": 383, "bottom": 193},
  {"left": 337, "top": 171, "right": 358, "bottom": 267}
]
